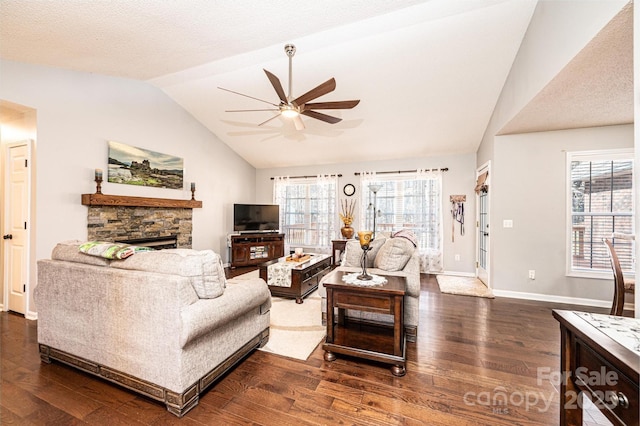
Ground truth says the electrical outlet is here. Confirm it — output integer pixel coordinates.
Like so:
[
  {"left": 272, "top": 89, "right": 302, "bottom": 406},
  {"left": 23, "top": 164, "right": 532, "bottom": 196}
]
[
  {"left": 454, "top": 254, "right": 460, "bottom": 261},
  {"left": 528, "top": 270, "right": 535, "bottom": 280}
]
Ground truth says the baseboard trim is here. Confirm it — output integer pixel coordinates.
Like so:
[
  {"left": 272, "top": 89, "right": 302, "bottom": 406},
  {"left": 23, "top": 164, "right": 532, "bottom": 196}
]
[
  {"left": 0, "top": 305, "right": 37, "bottom": 320},
  {"left": 437, "top": 270, "right": 476, "bottom": 278},
  {"left": 492, "top": 289, "right": 635, "bottom": 311}
]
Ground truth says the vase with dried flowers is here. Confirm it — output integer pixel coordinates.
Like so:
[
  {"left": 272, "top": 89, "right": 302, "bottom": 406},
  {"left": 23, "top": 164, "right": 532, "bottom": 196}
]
[{"left": 339, "top": 199, "right": 356, "bottom": 239}]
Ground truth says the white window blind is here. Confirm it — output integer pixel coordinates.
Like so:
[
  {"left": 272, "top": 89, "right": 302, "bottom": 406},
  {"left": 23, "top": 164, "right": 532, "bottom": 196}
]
[{"left": 568, "top": 150, "right": 635, "bottom": 276}]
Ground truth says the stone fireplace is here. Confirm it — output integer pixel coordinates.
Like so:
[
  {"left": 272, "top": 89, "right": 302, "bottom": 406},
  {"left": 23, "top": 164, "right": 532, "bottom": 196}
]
[
  {"left": 87, "top": 206, "right": 192, "bottom": 248},
  {"left": 81, "top": 193, "right": 202, "bottom": 249}
]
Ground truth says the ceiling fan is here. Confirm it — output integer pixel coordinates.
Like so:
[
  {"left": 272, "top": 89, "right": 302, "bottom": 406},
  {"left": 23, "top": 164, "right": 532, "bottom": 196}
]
[{"left": 218, "top": 44, "right": 360, "bottom": 130}]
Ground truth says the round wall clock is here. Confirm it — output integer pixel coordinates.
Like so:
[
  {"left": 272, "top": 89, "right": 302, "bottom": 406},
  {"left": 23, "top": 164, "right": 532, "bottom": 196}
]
[{"left": 343, "top": 184, "right": 356, "bottom": 197}]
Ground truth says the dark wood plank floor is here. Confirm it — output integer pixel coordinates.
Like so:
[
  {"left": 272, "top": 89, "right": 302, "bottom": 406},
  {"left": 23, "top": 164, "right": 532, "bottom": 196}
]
[{"left": 1, "top": 272, "right": 620, "bottom": 425}]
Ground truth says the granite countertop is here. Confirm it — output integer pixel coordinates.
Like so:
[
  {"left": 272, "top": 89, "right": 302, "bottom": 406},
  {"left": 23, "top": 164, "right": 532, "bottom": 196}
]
[{"left": 575, "top": 311, "right": 640, "bottom": 356}]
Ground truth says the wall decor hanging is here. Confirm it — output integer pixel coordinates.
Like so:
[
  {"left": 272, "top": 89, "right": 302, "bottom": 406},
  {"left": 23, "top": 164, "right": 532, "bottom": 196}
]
[
  {"left": 450, "top": 195, "right": 466, "bottom": 242},
  {"left": 107, "top": 141, "right": 184, "bottom": 189}
]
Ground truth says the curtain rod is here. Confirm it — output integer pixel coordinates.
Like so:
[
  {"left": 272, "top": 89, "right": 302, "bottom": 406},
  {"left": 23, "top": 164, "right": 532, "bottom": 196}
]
[
  {"left": 354, "top": 168, "right": 448, "bottom": 176},
  {"left": 270, "top": 174, "right": 342, "bottom": 180}
]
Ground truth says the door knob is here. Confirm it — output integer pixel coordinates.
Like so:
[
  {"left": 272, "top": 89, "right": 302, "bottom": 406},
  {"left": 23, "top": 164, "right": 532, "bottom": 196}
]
[{"left": 3, "top": 234, "right": 12, "bottom": 240}]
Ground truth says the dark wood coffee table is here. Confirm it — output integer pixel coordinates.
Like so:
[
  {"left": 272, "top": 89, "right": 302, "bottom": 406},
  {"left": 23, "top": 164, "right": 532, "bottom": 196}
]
[
  {"left": 322, "top": 269, "right": 407, "bottom": 376},
  {"left": 259, "top": 254, "right": 331, "bottom": 303}
]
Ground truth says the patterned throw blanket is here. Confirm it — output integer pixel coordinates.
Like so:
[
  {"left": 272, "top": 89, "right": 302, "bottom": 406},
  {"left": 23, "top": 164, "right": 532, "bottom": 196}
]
[
  {"left": 267, "top": 261, "right": 296, "bottom": 287},
  {"left": 78, "top": 241, "right": 153, "bottom": 260},
  {"left": 392, "top": 229, "right": 418, "bottom": 247}
]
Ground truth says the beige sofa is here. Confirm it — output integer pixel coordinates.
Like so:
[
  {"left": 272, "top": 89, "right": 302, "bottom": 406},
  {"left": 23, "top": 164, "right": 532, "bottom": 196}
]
[
  {"left": 319, "top": 234, "right": 421, "bottom": 342},
  {"left": 35, "top": 241, "right": 271, "bottom": 417}
]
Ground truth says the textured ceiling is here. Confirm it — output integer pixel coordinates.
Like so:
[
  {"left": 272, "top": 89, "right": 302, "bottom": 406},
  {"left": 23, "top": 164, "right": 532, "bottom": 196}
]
[
  {"left": 0, "top": 0, "right": 432, "bottom": 80},
  {"left": 0, "top": 0, "right": 633, "bottom": 168},
  {"left": 498, "top": 2, "right": 633, "bottom": 135}
]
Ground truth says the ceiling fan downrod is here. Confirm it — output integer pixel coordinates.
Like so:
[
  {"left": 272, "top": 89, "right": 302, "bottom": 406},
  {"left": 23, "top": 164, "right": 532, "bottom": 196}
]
[{"left": 284, "top": 44, "right": 296, "bottom": 102}]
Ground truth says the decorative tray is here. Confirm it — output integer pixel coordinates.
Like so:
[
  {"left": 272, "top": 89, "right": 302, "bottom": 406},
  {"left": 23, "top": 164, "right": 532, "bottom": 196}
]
[{"left": 286, "top": 254, "right": 311, "bottom": 263}]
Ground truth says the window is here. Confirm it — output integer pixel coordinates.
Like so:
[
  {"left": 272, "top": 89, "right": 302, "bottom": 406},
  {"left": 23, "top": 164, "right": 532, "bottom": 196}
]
[
  {"left": 567, "top": 150, "right": 634, "bottom": 277},
  {"left": 273, "top": 176, "right": 337, "bottom": 251},
  {"left": 360, "top": 171, "right": 443, "bottom": 272}
]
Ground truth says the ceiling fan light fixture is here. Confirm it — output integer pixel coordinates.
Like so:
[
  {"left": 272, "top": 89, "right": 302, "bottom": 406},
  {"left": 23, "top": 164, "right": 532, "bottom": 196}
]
[
  {"left": 281, "top": 106, "right": 299, "bottom": 118},
  {"left": 219, "top": 44, "right": 359, "bottom": 128}
]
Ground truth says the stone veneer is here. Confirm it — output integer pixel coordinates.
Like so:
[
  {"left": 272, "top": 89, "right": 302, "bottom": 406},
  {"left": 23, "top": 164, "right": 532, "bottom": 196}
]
[{"left": 87, "top": 206, "right": 193, "bottom": 248}]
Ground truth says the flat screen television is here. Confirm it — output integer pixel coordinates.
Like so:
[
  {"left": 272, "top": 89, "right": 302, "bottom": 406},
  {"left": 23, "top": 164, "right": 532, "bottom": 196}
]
[{"left": 233, "top": 204, "right": 280, "bottom": 233}]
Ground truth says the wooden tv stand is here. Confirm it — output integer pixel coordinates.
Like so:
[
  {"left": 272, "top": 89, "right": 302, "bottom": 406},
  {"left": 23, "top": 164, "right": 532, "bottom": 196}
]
[{"left": 230, "top": 233, "right": 284, "bottom": 268}]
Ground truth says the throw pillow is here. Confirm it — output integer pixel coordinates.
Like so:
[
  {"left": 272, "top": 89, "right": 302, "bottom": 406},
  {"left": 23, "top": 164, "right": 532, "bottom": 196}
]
[
  {"left": 374, "top": 237, "right": 415, "bottom": 271},
  {"left": 342, "top": 237, "right": 386, "bottom": 268},
  {"left": 342, "top": 240, "right": 364, "bottom": 267},
  {"left": 367, "top": 237, "right": 386, "bottom": 267},
  {"left": 111, "top": 249, "right": 226, "bottom": 299}
]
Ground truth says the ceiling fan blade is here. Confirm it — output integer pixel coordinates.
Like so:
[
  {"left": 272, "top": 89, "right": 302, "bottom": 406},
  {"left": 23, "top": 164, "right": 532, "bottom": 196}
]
[
  {"left": 293, "top": 115, "right": 305, "bottom": 130},
  {"left": 301, "top": 110, "right": 342, "bottom": 124},
  {"left": 263, "top": 69, "right": 288, "bottom": 103},
  {"left": 292, "top": 78, "right": 336, "bottom": 106},
  {"left": 218, "top": 87, "right": 278, "bottom": 106},
  {"left": 258, "top": 114, "right": 282, "bottom": 127},
  {"left": 302, "top": 100, "right": 360, "bottom": 110},
  {"left": 225, "top": 109, "right": 279, "bottom": 112}
]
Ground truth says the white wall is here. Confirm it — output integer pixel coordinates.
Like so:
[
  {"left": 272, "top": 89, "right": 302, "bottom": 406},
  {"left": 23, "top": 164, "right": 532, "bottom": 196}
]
[
  {"left": 0, "top": 60, "right": 256, "bottom": 316},
  {"left": 492, "top": 125, "right": 633, "bottom": 301},
  {"left": 255, "top": 153, "right": 477, "bottom": 275},
  {"left": 478, "top": 0, "right": 629, "bottom": 165},
  {"left": 476, "top": 0, "right": 635, "bottom": 306},
  {"left": 0, "top": 106, "right": 37, "bottom": 310}
]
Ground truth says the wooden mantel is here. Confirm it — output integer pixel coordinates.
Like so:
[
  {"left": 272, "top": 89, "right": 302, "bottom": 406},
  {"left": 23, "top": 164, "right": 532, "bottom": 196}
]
[{"left": 81, "top": 193, "right": 202, "bottom": 209}]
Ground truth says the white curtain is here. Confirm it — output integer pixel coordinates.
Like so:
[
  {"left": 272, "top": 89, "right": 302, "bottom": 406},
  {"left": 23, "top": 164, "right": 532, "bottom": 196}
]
[
  {"left": 272, "top": 176, "right": 290, "bottom": 252},
  {"left": 272, "top": 176, "right": 290, "bottom": 204},
  {"left": 416, "top": 169, "right": 443, "bottom": 273},
  {"left": 359, "top": 171, "right": 377, "bottom": 232},
  {"left": 273, "top": 174, "right": 338, "bottom": 254},
  {"left": 359, "top": 170, "right": 443, "bottom": 273},
  {"left": 314, "top": 174, "right": 339, "bottom": 254}
]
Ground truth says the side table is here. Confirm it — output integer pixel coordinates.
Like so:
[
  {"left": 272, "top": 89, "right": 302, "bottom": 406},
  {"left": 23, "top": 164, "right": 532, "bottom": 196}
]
[
  {"left": 322, "top": 269, "right": 407, "bottom": 376},
  {"left": 331, "top": 239, "right": 348, "bottom": 266}
]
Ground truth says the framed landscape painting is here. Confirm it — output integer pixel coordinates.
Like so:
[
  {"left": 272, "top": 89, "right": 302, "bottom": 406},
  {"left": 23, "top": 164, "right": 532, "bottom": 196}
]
[{"left": 107, "top": 141, "right": 184, "bottom": 189}]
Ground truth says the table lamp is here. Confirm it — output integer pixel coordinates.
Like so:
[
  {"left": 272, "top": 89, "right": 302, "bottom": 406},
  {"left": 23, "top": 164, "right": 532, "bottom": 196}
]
[{"left": 357, "top": 230, "right": 374, "bottom": 280}]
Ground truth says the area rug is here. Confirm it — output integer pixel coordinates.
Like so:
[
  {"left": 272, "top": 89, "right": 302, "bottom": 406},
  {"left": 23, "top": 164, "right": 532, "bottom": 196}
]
[
  {"left": 232, "top": 270, "right": 326, "bottom": 360},
  {"left": 436, "top": 274, "right": 495, "bottom": 299}
]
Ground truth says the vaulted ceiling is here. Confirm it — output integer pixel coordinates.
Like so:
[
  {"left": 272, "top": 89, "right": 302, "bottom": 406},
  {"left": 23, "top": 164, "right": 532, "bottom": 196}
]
[{"left": 0, "top": 1, "right": 633, "bottom": 168}]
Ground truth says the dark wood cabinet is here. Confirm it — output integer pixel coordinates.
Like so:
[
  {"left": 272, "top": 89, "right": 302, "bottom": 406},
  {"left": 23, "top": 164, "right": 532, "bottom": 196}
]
[
  {"left": 553, "top": 310, "right": 639, "bottom": 426},
  {"left": 230, "top": 233, "right": 284, "bottom": 268}
]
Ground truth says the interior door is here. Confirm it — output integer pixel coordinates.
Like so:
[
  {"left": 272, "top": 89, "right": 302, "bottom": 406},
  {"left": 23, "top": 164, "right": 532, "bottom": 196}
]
[
  {"left": 3, "top": 142, "right": 30, "bottom": 314},
  {"left": 476, "top": 164, "right": 490, "bottom": 286}
]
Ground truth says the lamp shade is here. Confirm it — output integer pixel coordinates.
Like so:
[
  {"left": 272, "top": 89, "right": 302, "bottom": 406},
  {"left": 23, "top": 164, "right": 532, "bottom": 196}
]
[{"left": 357, "top": 230, "right": 373, "bottom": 248}]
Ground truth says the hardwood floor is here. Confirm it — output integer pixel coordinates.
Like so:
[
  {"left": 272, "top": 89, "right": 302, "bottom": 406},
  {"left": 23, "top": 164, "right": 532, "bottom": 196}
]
[{"left": 1, "top": 272, "right": 620, "bottom": 425}]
